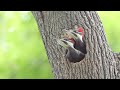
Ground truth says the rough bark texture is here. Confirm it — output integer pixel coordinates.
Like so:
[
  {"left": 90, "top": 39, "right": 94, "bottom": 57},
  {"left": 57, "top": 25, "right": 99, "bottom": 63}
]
[{"left": 32, "top": 11, "right": 120, "bottom": 79}]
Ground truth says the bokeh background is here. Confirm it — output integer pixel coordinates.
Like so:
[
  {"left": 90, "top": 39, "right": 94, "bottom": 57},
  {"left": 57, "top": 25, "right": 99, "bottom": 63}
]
[{"left": 0, "top": 11, "right": 119, "bottom": 79}]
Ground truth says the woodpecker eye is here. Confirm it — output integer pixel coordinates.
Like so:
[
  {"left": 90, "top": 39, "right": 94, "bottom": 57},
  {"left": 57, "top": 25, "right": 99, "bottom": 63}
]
[
  {"left": 62, "top": 40, "right": 68, "bottom": 45},
  {"left": 78, "top": 32, "right": 82, "bottom": 35},
  {"left": 63, "top": 38, "right": 68, "bottom": 41},
  {"left": 71, "top": 32, "right": 77, "bottom": 37}
]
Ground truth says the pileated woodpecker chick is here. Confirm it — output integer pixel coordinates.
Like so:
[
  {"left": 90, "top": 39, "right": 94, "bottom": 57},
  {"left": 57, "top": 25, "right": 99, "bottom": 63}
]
[
  {"left": 57, "top": 38, "right": 85, "bottom": 63},
  {"left": 65, "top": 30, "right": 87, "bottom": 54},
  {"left": 65, "top": 26, "right": 87, "bottom": 54}
]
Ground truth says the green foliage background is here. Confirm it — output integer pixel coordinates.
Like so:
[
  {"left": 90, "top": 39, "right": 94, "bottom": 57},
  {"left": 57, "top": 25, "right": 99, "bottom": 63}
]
[
  {"left": 98, "top": 11, "right": 120, "bottom": 52},
  {"left": 0, "top": 11, "right": 119, "bottom": 79}
]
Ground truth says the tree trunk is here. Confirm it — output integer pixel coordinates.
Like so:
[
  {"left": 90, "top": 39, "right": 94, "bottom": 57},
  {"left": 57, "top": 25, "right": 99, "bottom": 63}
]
[{"left": 32, "top": 11, "right": 120, "bottom": 79}]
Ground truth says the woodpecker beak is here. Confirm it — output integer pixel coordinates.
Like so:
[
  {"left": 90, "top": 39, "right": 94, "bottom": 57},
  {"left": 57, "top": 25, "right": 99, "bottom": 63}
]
[
  {"left": 57, "top": 38, "right": 74, "bottom": 48},
  {"left": 65, "top": 31, "right": 80, "bottom": 39},
  {"left": 65, "top": 31, "right": 83, "bottom": 42},
  {"left": 57, "top": 39, "right": 68, "bottom": 48},
  {"left": 66, "top": 31, "right": 75, "bottom": 39}
]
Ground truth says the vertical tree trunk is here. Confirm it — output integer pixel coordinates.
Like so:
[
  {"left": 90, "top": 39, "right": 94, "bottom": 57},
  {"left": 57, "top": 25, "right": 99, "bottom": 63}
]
[{"left": 32, "top": 11, "right": 120, "bottom": 79}]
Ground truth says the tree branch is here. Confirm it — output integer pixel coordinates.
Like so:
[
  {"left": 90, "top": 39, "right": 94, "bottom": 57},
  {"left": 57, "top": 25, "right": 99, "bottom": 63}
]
[{"left": 32, "top": 11, "right": 120, "bottom": 79}]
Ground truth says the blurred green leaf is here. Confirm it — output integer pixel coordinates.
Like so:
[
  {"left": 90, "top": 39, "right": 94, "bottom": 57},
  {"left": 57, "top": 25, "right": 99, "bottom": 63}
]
[
  {"left": 98, "top": 11, "right": 120, "bottom": 52},
  {"left": 0, "top": 11, "right": 54, "bottom": 79}
]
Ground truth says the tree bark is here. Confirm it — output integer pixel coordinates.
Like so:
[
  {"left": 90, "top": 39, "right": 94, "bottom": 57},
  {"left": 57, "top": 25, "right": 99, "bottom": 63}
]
[{"left": 32, "top": 11, "right": 120, "bottom": 79}]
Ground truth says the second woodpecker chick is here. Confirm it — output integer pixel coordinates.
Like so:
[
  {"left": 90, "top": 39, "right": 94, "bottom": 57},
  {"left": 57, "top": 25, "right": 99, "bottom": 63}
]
[
  {"left": 65, "top": 28, "right": 87, "bottom": 54},
  {"left": 57, "top": 38, "right": 85, "bottom": 63}
]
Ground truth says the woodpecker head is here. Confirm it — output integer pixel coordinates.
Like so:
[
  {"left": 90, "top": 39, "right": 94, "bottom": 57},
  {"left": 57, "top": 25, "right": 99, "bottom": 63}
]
[
  {"left": 57, "top": 38, "right": 74, "bottom": 49},
  {"left": 64, "top": 26, "right": 84, "bottom": 41},
  {"left": 65, "top": 30, "right": 83, "bottom": 43},
  {"left": 74, "top": 25, "right": 84, "bottom": 37},
  {"left": 57, "top": 38, "right": 86, "bottom": 63}
]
